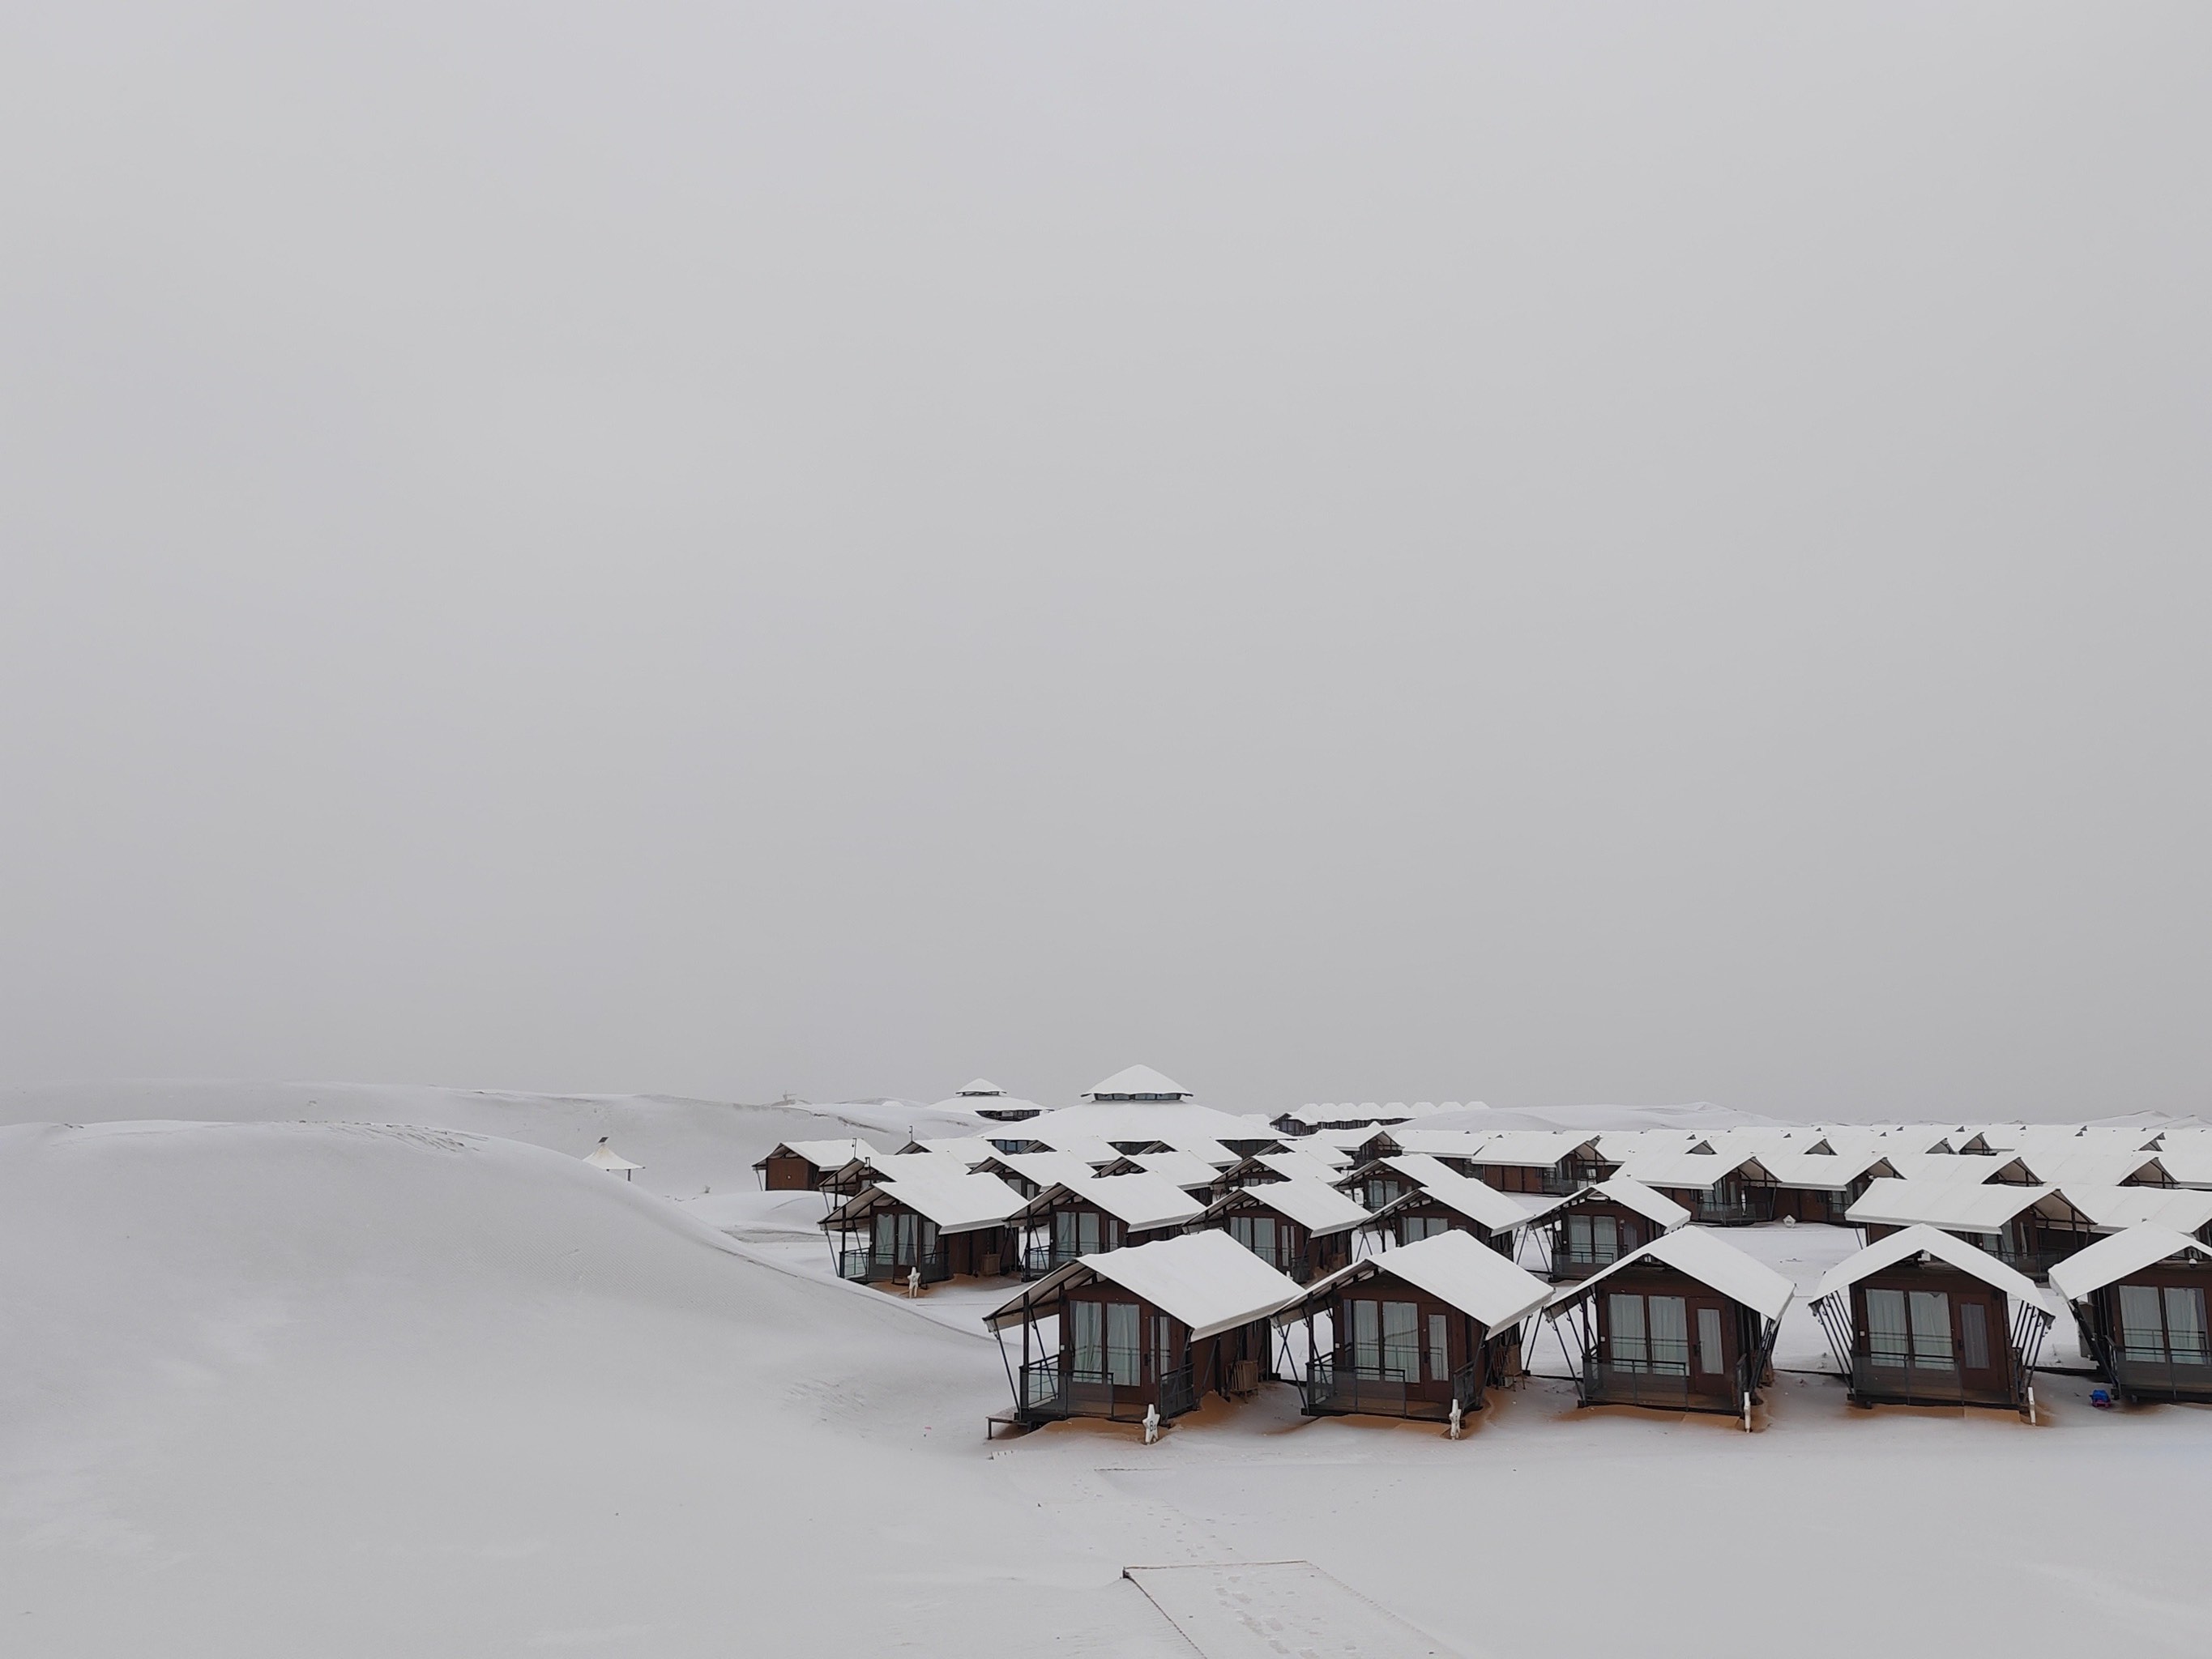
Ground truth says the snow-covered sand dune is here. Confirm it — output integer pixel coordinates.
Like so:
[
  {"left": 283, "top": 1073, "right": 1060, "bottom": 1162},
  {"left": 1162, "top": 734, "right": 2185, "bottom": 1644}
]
[{"left": 0, "top": 1120, "right": 1177, "bottom": 1657}]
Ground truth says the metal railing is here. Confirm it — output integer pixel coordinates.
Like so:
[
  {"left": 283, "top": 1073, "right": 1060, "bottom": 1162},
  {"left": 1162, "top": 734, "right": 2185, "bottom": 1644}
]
[
  {"left": 1300, "top": 1355, "right": 1479, "bottom": 1421},
  {"left": 1692, "top": 1196, "right": 1771, "bottom": 1226},
  {"left": 1015, "top": 1359, "right": 1198, "bottom": 1423},
  {"left": 2109, "top": 1351, "right": 2212, "bottom": 1402},
  {"left": 1581, "top": 1357, "right": 1699, "bottom": 1410},
  {"left": 839, "top": 1249, "right": 949, "bottom": 1286},
  {"left": 1849, "top": 1354, "right": 2018, "bottom": 1408}
]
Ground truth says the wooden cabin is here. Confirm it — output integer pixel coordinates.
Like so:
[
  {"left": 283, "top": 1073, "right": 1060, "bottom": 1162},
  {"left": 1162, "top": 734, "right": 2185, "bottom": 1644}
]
[
  {"left": 1847, "top": 1179, "right": 2100, "bottom": 1279},
  {"left": 1522, "top": 1177, "right": 1691, "bottom": 1282},
  {"left": 1197, "top": 1178, "right": 1373, "bottom": 1284},
  {"left": 753, "top": 1138, "right": 876, "bottom": 1194},
  {"left": 1365, "top": 1157, "right": 1540, "bottom": 1256},
  {"left": 818, "top": 1168, "right": 1023, "bottom": 1287},
  {"left": 2049, "top": 1227, "right": 2212, "bottom": 1405},
  {"left": 1760, "top": 1147, "right": 1901, "bottom": 1225},
  {"left": 1008, "top": 1175, "right": 1205, "bottom": 1279},
  {"left": 983, "top": 1232, "right": 1302, "bottom": 1433},
  {"left": 1809, "top": 1226, "right": 2053, "bottom": 1412},
  {"left": 1465, "top": 1132, "right": 1614, "bottom": 1197},
  {"left": 1277, "top": 1231, "right": 1551, "bottom": 1423},
  {"left": 1543, "top": 1228, "right": 1794, "bottom": 1419},
  {"left": 1615, "top": 1144, "right": 1780, "bottom": 1226}
]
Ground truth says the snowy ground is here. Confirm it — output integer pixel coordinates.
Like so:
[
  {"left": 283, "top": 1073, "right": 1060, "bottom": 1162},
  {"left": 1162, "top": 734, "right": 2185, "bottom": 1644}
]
[{"left": 1, "top": 1085, "right": 2204, "bottom": 1657}]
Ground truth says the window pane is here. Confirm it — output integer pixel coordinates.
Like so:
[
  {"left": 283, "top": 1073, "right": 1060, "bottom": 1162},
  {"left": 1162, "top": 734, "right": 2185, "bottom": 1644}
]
[
  {"left": 1697, "top": 1306, "right": 1724, "bottom": 1375},
  {"left": 1073, "top": 1301, "right": 1103, "bottom": 1375},
  {"left": 2119, "top": 1283, "right": 2165, "bottom": 1361},
  {"left": 1352, "top": 1299, "right": 1381, "bottom": 1375},
  {"left": 1608, "top": 1294, "right": 1647, "bottom": 1367},
  {"left": 1383, "top": 1301, "right": 1420, "bottom": 1382},
  {"left": 1105, "top": 1303, "right": 1141, "bottom": 1385},
  {"left": 1428, "top": 1314, "right": 1450, "bottom": 1382},
  {"left": 1908, "top": 1291, "right": 1954, "bottom": 1365},
  {"left": 1958, "top": 1299, "right": 1989, "bottom": 1371},
  {"left": 1593, "top": 1217, "right": 1619, "bottom": 1265},
  {"left": 1254, "top": 1217, "right": 1277, "bottom": 1260},
  {"left": 1866, "top": 1288, "right": 1909, "bottom": 1365},
  {"left": 1566, "top": 1215, "right": 1591, "bottom": 1258},
  {"left": 1079, "top": 1211, "right": 1102, "bottom": 1256},
  {"left": 1648, "top": 1297, "right": 1689, "bottom": 1371},
  {"left": 2165, "top": 1286, "right": 2209, "bottom": 1363}
]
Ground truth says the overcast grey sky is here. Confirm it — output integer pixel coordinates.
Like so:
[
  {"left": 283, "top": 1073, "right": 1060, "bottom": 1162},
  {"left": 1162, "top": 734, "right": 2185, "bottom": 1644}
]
[{"left": 2, "top": 5, "right": 2207, "bottom": 1120}]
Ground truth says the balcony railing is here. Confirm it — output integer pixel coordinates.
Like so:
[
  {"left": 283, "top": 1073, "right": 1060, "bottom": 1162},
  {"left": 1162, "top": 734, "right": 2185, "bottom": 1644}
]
[
  {"left": 1300, "top": 1355, "right": 1480, "bottom": 1421},
  {"left": 839, "top": 1249, "right": 949, "bottom": 1286},
  {"left": 1692, "top": 1196, "right": 1771, "bottom": 1226},
  {"left": 1014, "top": 1359, "right": 1198, "bottom": 1424},
  {"left": 1578, "top": 1354, "right": 1753, "bottom": 1413},
  {"left": 1849, "top": 1354, "right": 2019, "bottom": 1409},
  {"left": 2109, "top": 1351, "right": 2212, "bottom": 1402}
]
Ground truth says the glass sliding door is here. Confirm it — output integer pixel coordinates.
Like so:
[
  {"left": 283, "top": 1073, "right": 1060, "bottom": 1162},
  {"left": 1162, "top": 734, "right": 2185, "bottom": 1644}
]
[
  {"left": 1647, "top": 1296, "right": 1689, "bottom": 1374},
  {"left": 1104, "top": 1302, "right": 1141, "bottom": 1386},
  {"left": 1608, "top": 1293, "right": 1648, "bottom": 1369},
  {"left": 1381, "top": 1301, "right": 1420, "bottom": 1383},
  {"left": 1958, "top": 1300, "right": 1990, "bottom": 1371},
  {"left": 1696, "top": 1306, "right": 1724, "bottom": 1377},
  {"left": 1072, "top": 1300, "right": 1104, "bottom": 1377},
  {"left": 1866, "top": 1288, "right": 1911, "bottom": 1367}
]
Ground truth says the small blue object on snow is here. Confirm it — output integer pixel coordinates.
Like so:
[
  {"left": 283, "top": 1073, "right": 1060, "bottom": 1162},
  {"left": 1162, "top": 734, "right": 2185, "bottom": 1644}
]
[{"left": 2090, "top": 1388, "right": 2114, "bottom": 1409}]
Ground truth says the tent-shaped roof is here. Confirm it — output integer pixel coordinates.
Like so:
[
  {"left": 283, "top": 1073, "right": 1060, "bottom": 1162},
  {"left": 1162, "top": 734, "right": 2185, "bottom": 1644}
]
[
  {"left": 1018, "top": 1174, "right": 1206, "bottom": 1234},
  {"left": 1545, "top": 1227, "right": 1796, "bottom": 1323},
  {"left": 956, "top": 1079, "right": 1005, "bottom": 1096},
  {"left": 1377, "top": 1160, "right": 1547, "bottom": 1232},
  {"left": 1615, "top": 1145, "right": 1774, "bottom": 1192},
  {"left": 1520, "top": 1175, "right": 1692, "bottom": 1232},
  {"left": 2048, "top": 1226, "right": 2212, "bottom": 1301},
  {"left": 1082, "top": 1064, "right": 1193, "bottom": 1100},
  {"left": 584, "top": 1142, "right": 642, "bottom": 1172},
  {"left": 2062, "top": 1184, "right": 2212, "bottom": 1236},
  {"left": 2012, "top": 1149, "right": 2171, "bottom": 1189},
  {"left": 825, "top": 1167, "right": 1024, "bottom": 1234},
  {"left": 1024, "top": 1132, "right": 1124, "bottom": 1166},
  {"left": 1247, "top": 1149, "right": 1348, "bottom": 1183},
  {"left": 1846, "top": 1178, "right": 2069, "bottom": 1232},
  {"left": 1208, "top": 1177, "right": 1374, "bottom": 1239},
  {"left": 1281, "top": 1230, "right": 1552, "bottom": 1330},
  {"left": 985, "top": 1230, "right": 1303, "bottom": 1341},
  {"left": 899, "top": 1136, "right": 998, "bottom": 1166},
  {"left": 982, "top": 1149, "right": 1101, "bottom": 1191},
  {"left": 1112, "top": 1149, "right": 1223, "bottom": 1191},
  {"left": 1466, "top": 1130, "right": 1603, "bottom": 1169},
  {"left": 1810, "top": 1224, "right": 2050, "bottom": 1311},
  {"left": 752, "top": 1137, "right": 876, "bottom": 1172},
  {"left": 1759, "top": 1148, "right": 1898, "bottom": 1190}
]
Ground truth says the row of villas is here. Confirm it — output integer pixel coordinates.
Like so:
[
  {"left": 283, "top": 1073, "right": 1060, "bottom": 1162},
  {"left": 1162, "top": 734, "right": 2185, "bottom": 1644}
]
[{"left": 743, "top": 1069, "right": 2212, "bottom": 1432}]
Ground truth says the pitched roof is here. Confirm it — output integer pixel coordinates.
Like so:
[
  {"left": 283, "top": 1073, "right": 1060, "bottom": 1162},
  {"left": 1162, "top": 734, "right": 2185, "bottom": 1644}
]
[
  {"left": 956, "top": 1079, "right": 1005, "bottom": 1096},
  {"left": 1810, "top": 1225, "right": 2050, "bottom": 1311},
  {"left": 826, "top": 1167, "right": 1025, "bottom": 1233},
  {"left": 2061, "top": 1184, "right": 2212, "bottom": 1235},
  {"left": 1614, "top": 1145, "right": 1774, "bottom": 1191},
  {"left": 752, "top": 1137, "right": 876, "bottom": 1171},
  {"left": 1210, "top": 1177, "right": 1374, "bottom": 1238},
  {"left": 1758, "top": 1148, "right": 1898, "bottom": 1189},
  {"left": 2048, "top": 1227, "right": 2212, "bottom": 1302},
  {"left": 1250, "top": 1149, "right": 1348, "bottom": 1182},
  {"left": 986, "top": 1230, "right": 1302, "bottom": 1340},
  {"left": 583, "top": 1143, "right": 642, "bottom": 1172},
  {"left": 1117, "top": 1149, "right": 1223, "bottom": 1191},
  {"left": 1520, "top": 1175, "right": 1692, "bottom": 1231},
  {"left": 1283, "top": 1231, "right": 1552, "bottom": 1329},
  {"left": 1846, "top": 1177, "right": 2068, "bottom": 1231},
  {"left": 984, "top": 1150, "right": 1101, "bottom": 1190},
  {"left": 1465, "top": 1130, "right": 1603, "bottom": 1169},
  {"left": 1545, "top": 1227, "right": 1796, "bottom": 1322},
  {"left": 1018, "top": 1174, "right": 1206, "bottom": 1233},
  {"left": 1377, "top": 1160, "right": 1547, "bottom": 1232},
  {"left": 1082, "top": 1064, "right": 1192, "bottom": 1099}
]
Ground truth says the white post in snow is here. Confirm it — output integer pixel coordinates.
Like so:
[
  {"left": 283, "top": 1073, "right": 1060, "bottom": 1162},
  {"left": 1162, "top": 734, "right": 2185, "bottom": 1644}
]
[
  {"left": 907, "top": 1266, "right": 921, "bottom": 1299},
  {"left": 1447, "top": 1400, "right": 1463, "bottom": 1441},
  {"left": 1742, "top": 1391, "right": 1752, "bottom": 1433},
  {"left": 1142, "top": 1404, "right": 1160, "bottom": 1446},
  {"left": 2028, "top": 1384, "right": 2037, "bottom": 1426}
]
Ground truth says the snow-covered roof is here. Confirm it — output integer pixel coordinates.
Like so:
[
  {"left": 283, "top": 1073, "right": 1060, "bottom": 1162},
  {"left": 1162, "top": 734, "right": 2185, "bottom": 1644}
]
[
  {"left": 2048, "top": 1227, "right": 2212, "bottom": 1302},
  {"left": 1019, "top": 1102, "right": 1263, "bottom": 1146},
  {"left": 1283, "top": 1230, "right": 1552, "bottom": 1330},
  {"left": 1810, "top": 1225, "right": 2050, "bottom": 1311},
  {"left": 2013, "top": 1150, "right": 2171, "bottom": 1189},
  {"left": 754, "top": 1137, "right": 876, "bottom": 1171},
  {"left": 984, "top": 1150, "right": 1100, "bottom": 1190},
  {"left": 1379, "top": 1129, "right": 1496, "bottom": 1160},
  {"left": 1466, "top": 1131, "right": 1602, "bottom": 1169},
  {"left": 1082, "top": 1064, "right": 1192, "bottom": 1099},
  {"left": 1116, "top": 1149, "right": 1223, "bottom": 1191},
  {"left": 1250, "top": 1149, "right": 1347, "bottom": 1183},
  {"left": 986, "top": 1231, "right": 1303, "bottom": 1340},
  {"left": 1210, "top": 1177, "right": 1374, "bottom": 1239},
  {"left": 1025, "top": 1132, "right": 1124, "bottom": 1166},
  {"left": 1545, "top": 1227, "right": 1796, "bottom": 1323},
  {"left": 1615, "top": 1145, "right": 1774, "bottom": 1191},
  {"left": 956, "top": 1079, "right": 1005, "bottom": 1096},
  {"left": 1877, "top": 1150, "right": 2019, "bottom": 1185},
  {"left": 583, "top": 1143, "right": 642, "bottom": 1172},
  {"left": 1377, "top": 1160, "right": 1544, "bottom": 1232},
  {"left": 826, "top": 1167, "right": 1024, "bottom": 1234},
  {"left": 1758, "top": 1148, "right": 1897, "bottom": 1190},
  {"left": 1520, "top": 1176, "right": 1692, "bottom": 1232},
  {"left": 2153, "top": 1142, "right": 2212, "bottom": 1189},
  {"left": 901, "top": 1136, "right": 998, "bottom": 1167},
  {"left": 1846, "top": 1178, "right": 2066, "bottom": 1232},
  {"left": 1018, "top": 1175, "right": 1206, "bottom": 1233},
  {"left": 2062, "top": 1184, "right": 2212, "bottom": 1235}
]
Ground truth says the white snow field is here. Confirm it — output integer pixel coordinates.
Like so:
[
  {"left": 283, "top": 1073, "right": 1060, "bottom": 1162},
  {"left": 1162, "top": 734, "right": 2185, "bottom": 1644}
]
[{"left": 3, "top": 1086, "right": 2210, "bottom": 1657}]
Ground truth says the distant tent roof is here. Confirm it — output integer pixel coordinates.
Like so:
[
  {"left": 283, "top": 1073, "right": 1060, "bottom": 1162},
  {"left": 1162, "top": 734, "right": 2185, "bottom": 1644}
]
[
  {"left": 1518, "top": 1175, "right": 1691, "bottom": 1233},
  {"left": 1083, "top": 1064, "right": 1193, "bottom": 1100},
  {"left": 825, "top": 1168, "right": 1025, "bottom": 1234},
  {"left": 1811, "top": 1225, "right": 2050, "bottom": 1311},
  {"left": 957, "top": 1079, "right": 1006, "bottom": 1096},
  {"left": 584, "top": 1142, "right": 642, "bottom": 1172},
  {"left": 2048, "top": 1227, "right": 2212, "bottom": 1302},
  {"left": 986, "top": 1231, "right": 1302, "bottom": 1341},
  {"left": 1546, "top": 1227, "right": 1796, "bottom": 1323},
  {"left": 752, "top": 1137, "right": 876, "bottom": 1173},
  {"left": 1375, "top": 1160, "right": 1548, "bottom": 1232},
  {"left": 2063, "top": 1185, "right": 2212, "bottom": 1235},
  {"left": 1282, "top": 1230, "right": 1552, "bottom": 1331},
  {"left": 1014, "top": 1175, "right": 1206, "bottom": 1233},
  {"left": 1846, "top": 1178, "right": 2072, "bottom": 1231}
]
